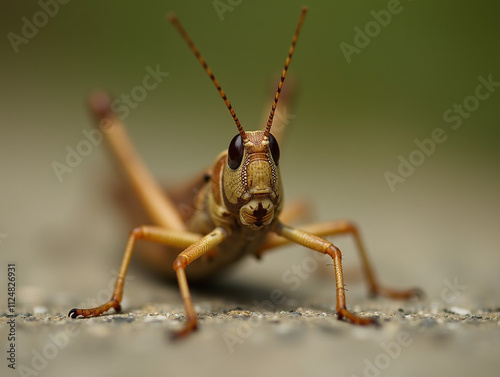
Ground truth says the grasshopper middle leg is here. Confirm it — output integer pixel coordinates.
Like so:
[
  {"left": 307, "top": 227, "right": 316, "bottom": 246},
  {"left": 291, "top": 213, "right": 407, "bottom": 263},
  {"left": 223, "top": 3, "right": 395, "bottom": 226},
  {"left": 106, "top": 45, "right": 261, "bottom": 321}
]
[
  {"left": 68, "top": 225, "right": 228, "bottom": 338},
  {"left": 274, "top": 222, "right": 375, "bottom": 324},
  {"left": 270, "top": 221, "right": 421, "bottom": 325},
  {"left": 260, "top": 220, "right": 422, "bottom": 299}
]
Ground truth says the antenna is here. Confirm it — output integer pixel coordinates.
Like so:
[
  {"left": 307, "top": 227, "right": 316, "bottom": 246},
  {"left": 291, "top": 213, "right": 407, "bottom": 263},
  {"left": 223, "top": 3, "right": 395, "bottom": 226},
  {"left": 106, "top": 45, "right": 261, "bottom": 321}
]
[
  {"left": 168, "top": 13, "right": 247, "bottom": 141},
  {"left": 264, "top": 6, "right": 307, "bottom": 138}
]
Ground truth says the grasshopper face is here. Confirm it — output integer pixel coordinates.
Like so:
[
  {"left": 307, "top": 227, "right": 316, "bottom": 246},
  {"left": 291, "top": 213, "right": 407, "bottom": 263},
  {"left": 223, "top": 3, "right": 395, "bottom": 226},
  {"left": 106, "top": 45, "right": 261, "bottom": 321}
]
[{"left": 222, "top": 130, "right": 282, "bottom": 230}]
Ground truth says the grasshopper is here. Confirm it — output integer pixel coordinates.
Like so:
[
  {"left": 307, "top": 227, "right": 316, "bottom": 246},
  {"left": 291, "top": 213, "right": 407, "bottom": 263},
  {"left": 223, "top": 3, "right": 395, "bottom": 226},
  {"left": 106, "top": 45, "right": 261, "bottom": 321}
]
[{"left": 68, "top": 7, "right": 420, "bottom": 337}]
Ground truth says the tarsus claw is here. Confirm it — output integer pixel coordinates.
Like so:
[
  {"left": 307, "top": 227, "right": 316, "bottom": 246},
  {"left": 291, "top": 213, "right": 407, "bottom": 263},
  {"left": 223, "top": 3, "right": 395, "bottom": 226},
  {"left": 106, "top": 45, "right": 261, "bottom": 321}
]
[{"left": 68, "top": 308, "right": 80, "bottom": 319}]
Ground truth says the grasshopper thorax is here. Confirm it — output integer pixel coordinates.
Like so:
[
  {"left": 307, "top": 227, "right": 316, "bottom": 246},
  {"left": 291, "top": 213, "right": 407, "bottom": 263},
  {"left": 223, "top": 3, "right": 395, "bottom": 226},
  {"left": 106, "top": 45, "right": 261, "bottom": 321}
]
[{"left": 222, "top": 130, "right": 282, "bottom": 230}]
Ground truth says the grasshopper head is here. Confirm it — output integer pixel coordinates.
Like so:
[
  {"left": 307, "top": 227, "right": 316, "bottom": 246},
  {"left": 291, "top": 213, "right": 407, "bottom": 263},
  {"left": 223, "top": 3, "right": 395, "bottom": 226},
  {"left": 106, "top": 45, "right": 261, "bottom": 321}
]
[
  {"left": 169, "top": 7, "right": 307, "bottom": 229},
  {"left": 222, "top": 130, "right": 282, "bottom": 230}
]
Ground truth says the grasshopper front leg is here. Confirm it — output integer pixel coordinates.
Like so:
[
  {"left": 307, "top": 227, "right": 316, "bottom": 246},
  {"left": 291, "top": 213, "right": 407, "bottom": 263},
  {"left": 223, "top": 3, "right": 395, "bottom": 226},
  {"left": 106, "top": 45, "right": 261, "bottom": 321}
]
[
  {"left": 274, "top": 221, "right": 376, "bottom": 325},
  {"left": 172, "top": 227, "right": 227, "bottom": 338}
]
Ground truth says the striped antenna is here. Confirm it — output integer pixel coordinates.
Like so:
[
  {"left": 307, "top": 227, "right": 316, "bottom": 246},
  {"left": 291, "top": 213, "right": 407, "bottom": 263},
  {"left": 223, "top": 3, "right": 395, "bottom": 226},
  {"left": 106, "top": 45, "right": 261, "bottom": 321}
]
[
  {"left": 264, "top": 6, "right": 307, "bottom": 138},
  {"left": 168, "top": 13, "right": 247, "bottom": 141}
]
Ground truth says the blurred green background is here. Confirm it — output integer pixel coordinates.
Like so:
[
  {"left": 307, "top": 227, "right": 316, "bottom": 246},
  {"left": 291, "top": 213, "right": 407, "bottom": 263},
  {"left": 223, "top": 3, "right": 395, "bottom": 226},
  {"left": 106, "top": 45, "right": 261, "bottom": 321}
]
[
  {"left": 1, "top": 1, "right": 499, "bottom": 376},
  {"left": 1, "top": 0, "right": 500, "bottom": 300}
]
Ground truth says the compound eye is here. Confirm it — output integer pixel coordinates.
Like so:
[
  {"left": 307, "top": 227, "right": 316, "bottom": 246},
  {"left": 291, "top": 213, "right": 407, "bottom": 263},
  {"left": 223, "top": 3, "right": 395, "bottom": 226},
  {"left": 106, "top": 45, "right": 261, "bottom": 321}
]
[
  {"left": 268, "top": 133, "right": 280, "bottom": 166},
  {"left": 227, "top": 134, "right": 244, "bottom": 170}
]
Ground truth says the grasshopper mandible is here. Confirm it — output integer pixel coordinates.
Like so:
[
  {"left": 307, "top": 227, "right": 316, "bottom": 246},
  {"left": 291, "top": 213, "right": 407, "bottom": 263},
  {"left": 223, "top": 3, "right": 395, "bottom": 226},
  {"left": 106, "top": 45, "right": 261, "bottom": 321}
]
[{"left": 68, "top": 7, "right": 421, "bottom": 337}]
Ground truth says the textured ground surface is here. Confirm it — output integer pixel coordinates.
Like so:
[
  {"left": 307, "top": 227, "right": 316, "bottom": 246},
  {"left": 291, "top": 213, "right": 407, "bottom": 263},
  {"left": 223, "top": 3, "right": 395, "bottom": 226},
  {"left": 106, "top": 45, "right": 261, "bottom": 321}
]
[
  {"left": 1, "top": 245, "right": 500, "bottom": 377},
  {"left": 2, "top": 285, "right": 500, "bottom": 377}
]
